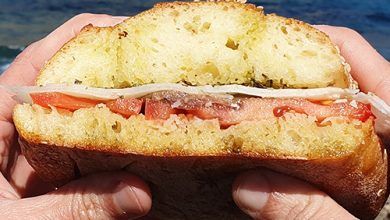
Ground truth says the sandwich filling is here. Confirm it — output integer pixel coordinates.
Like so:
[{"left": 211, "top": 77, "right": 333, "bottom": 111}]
[
  {"left": 30, "top": 91, "right": 373, "bottom": 128},
  {"left": 3, "top": 83, "right": 388, "bottom": 132}
]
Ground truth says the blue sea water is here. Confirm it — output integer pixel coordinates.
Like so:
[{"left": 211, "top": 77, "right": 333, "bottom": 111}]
[{"left": 0, "top": 0, "right": 389, "bottom": 74}]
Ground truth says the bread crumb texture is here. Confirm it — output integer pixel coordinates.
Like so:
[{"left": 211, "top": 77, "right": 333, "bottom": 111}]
[
  {"left": 37, "top": 1, "right": 349, "bottom": 89},
  {"left": 14, "top": 104, "right": 372, "bottom": 158}
]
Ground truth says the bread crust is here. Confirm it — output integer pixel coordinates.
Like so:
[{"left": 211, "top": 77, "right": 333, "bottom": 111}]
[{"left": 19, "top": 130, "right": 388, "bottom": 220}]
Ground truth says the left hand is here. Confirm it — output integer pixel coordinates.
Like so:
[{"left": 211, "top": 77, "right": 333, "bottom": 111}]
[{"left": 0, "top": 14, "right": 151, "bottom": 219}]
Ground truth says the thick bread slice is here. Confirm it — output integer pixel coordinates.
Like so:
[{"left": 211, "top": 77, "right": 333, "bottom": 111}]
[
  {"left": 14, "top": 104, "right": 388, "bottom": 219},
  {"left": 37, "top": 1, "right": 350, "bottom": 89}
]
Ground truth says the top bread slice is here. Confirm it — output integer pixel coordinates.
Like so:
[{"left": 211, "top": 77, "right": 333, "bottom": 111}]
[{"left": 37, "top": 1, "right": 351, "bottom": 89}]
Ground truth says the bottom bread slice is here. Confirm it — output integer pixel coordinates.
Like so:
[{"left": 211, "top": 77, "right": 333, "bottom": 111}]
[{"left": 14, "top": 104, "right": 389, "bottom": 219}]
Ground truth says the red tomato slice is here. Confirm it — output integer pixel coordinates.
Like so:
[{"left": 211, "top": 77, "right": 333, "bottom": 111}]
[
  {"left": 183, "top": 98, "right": 373, "bottom": 126},
  {"left": 31, "top": 92, "right": 373, "bottom": 126},
  {"left": 30, "top": 92, "right": 100, "bottom": 111},
  {"left": 145, "top": 99, "right": 179, "bottom": 120},
  {"left": 309, "top": 101, "right": 373, "bottom": 122},
  {"left": 106, "top": 98, "right": 143, "bottom": 118},
  {"left": 186, "top": 103, "right": 234, "bottom": 126}
]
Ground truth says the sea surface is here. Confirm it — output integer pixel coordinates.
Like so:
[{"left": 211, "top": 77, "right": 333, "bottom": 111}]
[{"left": 0, "top": 0, "right": 389, "bottom": 74}]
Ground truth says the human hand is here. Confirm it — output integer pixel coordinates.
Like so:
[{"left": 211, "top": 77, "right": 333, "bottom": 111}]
[
  {"left": 232, "top": 26, "right": 390, "bottom": 219},
  {"left": 0, "top": 14, "right": 151, "bottom": 219},
  {"left": 316, "top": 25, "right": 390, "bottom": 103}
]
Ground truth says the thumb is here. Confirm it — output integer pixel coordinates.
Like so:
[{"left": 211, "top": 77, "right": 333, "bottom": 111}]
[
  {"left": 232, "top": 170, "right": 356, "bottom": 220},
  {"left": 1, "top": 172, "right": 152, "bottom": 219}
]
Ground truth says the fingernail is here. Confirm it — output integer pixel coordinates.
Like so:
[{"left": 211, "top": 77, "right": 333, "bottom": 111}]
[
  {"left": 235, "top": 172, "right": 270, "bottom": 215},
  {"left": 113, "top": 182, "right": 145, "bottom": 218}
]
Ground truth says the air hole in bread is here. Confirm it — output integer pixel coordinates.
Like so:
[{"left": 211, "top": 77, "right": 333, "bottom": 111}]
[
  {"left": 287, "top": 130, "right": 302, "bottom": 144},
  {"left": 243, "top": 52, "right": 248, "bottom": 60},
  {"left": 193, "top": 15, "right": 201, "bottom": 22},
  {"left": 201, "top": 62, "right": 220, "bottom": 77},
  {"left": 301, "top": 50, "right": 317, "bottom": 57},
  {"left": 112, "top": 121, "right": 122, "bottom": 133},
  {"left": 184, "top": 22, "right": 198, "bottom": 34},
  {"left": 225, "top": 38, "right": 239, "bottom": 50},
  {"left": 281, "top": 26, "right": 288, "bottom": 34},
  {"left": 170, "top": 10, "right": 179, "bottom": 17},
  {"left": 201, "top": 22, "right": 211, "bottom": 32},
  {"left": 283, "top": 54, "right": 291, "bottom": 60},
  {"left": 233, "top": 137, "right": 244, "bottom": 153}
]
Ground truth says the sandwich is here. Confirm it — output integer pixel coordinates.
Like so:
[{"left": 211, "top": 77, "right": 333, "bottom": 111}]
[{"left": 4, "top": 1, "right": 390, "bottom": 219}]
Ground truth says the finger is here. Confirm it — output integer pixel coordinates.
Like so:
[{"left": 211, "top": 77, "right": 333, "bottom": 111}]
[
  {"left": 0, "top": 118, "right": 16, "bottom": 172},
  {"left": 0, "top": 41, "right": 43, "bottom": 86},
  {"left": 0, "top": 172, "right": 151, "bottom": 220},
  {"left": 232, "top": 170, "right": 355, "bottom": 220},
  {"left": 0, "top": 90, "right": 53, "bottom": 197},
  {"left": 0, "top": 174, "right": 19, "bottom": 200},
  {"left": 0, "top": 14, "right": 127, "bottom": 86},
  {"left": 8, "top": 153, "right": 56, "bottom": 198},
  {"left": 314, "top": 25, "right": 390, "bottom": 103}
]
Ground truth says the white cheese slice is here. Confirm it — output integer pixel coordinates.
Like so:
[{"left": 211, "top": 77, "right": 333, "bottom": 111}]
[
  {"left": 1, "top": 83, "right": 358, "bottom": 103},
  {"left": 353, "top": 92, "right": 390, "bottom": 137}
]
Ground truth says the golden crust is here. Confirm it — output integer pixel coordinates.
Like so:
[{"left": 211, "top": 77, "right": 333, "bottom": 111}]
[{"left": 18, "top": 127, "right": 388, "bottom": 219}]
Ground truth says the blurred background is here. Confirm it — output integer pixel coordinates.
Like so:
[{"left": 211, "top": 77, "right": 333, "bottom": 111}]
[{"left": 0, "top": 0, "right": 389, "bottom": 74}]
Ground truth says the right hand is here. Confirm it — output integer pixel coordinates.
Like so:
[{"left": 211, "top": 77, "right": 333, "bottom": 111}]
[
  {"left": 0, "top": 14, "right": 152, "bottom": 219},
  {"left": 232, "top": 26, "right": 390, "bottom": 219}
]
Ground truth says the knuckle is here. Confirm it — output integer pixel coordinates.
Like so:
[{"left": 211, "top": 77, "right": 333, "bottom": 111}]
[
  {"left": 73, "top": 13, "right": 110, "bottom": 21},
  {"left": 290, "top": 194, "right": 327, "bottom": 220},
  {"left": 0, "top": 190, "right": 18, "bottom": 200},
  {"left": 263, "top": 193, "right": 327, "bottom": 220},
  {"left": 70, "top": 193, "right": 106, "bottom": 219},
  {"left": 28, "top": 40, "right": 41, "bottom": 48},
  {"left": 13, "top": 49, "right": 29, "bottom": 63},
  {"left": 12, "top": 53, "right": 27, "bottom": 65},
  {"left": 12, "top": 41, "right": 40, "bottom": 63},
  {"left": 73, "top": 13, "right": 95, "bottom": 20},
  {"left": 0, "top": 141, "right": 10, "bottom": 174},
  {"left": 96, "top": 14, "right": 111, "bottom": 19},
  {"left": 339, "top": 27, "right": 361, "bottom": 39},
  {"left": 374, "top": 76, "right": 390, "bottom": 98}
]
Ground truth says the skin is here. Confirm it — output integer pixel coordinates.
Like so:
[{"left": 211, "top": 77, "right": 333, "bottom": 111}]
[
  {"left": 0, "top": 14, "right": 389, "bottom": 220},
  {"left": 232, "top": 25, "right": 390, "bottom": 220}
]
